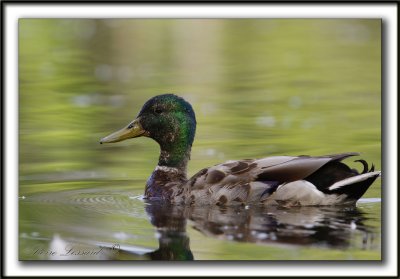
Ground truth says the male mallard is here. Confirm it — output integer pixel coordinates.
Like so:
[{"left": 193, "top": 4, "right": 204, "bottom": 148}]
[{"left": 100, "top": 94, "right": 380, "bottom": 206}]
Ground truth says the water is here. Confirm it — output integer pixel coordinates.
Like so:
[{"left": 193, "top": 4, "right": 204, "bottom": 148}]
[
  {"left": 20, "top": 188, "right": 380, "bottom": 260},
  {"left": 19, "top": 19, "right": 381, "bottom": 260}
]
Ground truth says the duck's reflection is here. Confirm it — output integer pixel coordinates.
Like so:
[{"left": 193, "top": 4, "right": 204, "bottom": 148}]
[
  {"left": 142, "top": 203, "right": 376, "bottom": 260},
  {"left": 145, "top": 203, "right": 193, "bottom": 260},
  {"left": 188, "top": 205, "right": 373, "bottom": 248}
]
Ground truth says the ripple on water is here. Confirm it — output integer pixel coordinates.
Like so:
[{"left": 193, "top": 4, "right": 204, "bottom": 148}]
[{"left": 22, "top": 187, "right": 148, "bottom": 219}]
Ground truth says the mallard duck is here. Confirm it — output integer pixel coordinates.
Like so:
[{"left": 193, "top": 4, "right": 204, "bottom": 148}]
[{"left": 100, "top": 94, "right": 381, "bottom": 206}]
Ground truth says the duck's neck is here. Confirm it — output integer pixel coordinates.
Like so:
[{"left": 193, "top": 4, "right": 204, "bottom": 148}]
[
  {"left": 145, "top": 143, "right": 191, "bottom": 198},
  {"left": 157, "top": 140, "right": 191, "bottom": 176}
]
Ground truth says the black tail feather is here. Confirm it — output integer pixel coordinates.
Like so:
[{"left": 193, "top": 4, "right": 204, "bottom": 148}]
[
  {"left": 370, "top": 164, "right": 375, "bottom": 172},
  {"left": 305, "top": 157, "right": 379, "bottom": 199},
  {"left": 330, "top": 174, "right": 380, "bottom": 201},
  {"left": 354, "top": 159, "right": 368, "bottom": 174}
]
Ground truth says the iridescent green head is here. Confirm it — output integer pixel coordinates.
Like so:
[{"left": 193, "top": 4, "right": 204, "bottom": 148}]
[{"left": 100, "top": 94, "right": 196, "bottom": 169}]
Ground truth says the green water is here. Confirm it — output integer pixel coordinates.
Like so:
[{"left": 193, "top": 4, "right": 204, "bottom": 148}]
[{"left": 19, "top": 19, "right": 381, "bottom": 260}]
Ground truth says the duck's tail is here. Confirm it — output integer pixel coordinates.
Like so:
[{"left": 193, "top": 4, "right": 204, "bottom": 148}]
[{"left": 328, "top": 170, "right": 381, "bottom": 201}]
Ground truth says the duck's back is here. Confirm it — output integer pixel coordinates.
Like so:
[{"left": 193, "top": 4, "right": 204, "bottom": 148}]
[{"left": 184, "top": 153, "right": 380, "bottom": 206}]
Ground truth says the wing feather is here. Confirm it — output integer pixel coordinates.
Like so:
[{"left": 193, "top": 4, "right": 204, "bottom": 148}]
[{"left": 187, "top": 153, "right": 360, "bottom": 204}]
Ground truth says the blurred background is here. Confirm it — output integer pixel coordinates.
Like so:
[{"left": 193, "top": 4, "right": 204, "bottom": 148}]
[{"left": 19, "top": 19, "right": 381, "bottom": 260}]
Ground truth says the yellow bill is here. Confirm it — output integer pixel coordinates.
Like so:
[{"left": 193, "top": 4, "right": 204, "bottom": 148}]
[{"left": 100, "top": 118, "right": 146, "bottom": 144}]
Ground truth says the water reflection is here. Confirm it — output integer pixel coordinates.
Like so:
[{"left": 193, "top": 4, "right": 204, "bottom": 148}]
[
  {"left": 146, "top": 203, "right": 375, "bottom": 254},
  {"left": 189, "top": 205, "right": 374, "bottom": 249},
  {"left": 120, "top": 203, "right": 375, "bottom": 260},
  {"left": 145, "top": 203, "right": 193, "bottom": 260}
]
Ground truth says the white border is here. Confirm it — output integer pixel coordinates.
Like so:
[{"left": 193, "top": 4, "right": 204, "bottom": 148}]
[{"left": 5, "top": 3, "right": 398, "bottom": 277}]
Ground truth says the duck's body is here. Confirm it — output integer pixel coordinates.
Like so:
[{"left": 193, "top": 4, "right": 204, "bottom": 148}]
[
  {"left": 100, "top": 94, "right": 380, "bottom": 206},
  {"left": 144, "top": 153, "right": 379, "bottom": 206}
]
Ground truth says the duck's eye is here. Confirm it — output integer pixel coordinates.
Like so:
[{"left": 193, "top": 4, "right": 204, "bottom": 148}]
[
  {"left": 127, "top": 124, "right": 133, "bottom": 129},
  {"left": 155, "top": 108, "right": 163, "bottom": 114}
]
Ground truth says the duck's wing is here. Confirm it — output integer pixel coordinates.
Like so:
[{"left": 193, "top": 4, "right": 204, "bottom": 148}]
[{"left": 187, "top": 152, "right": 371, "bottom": 205}]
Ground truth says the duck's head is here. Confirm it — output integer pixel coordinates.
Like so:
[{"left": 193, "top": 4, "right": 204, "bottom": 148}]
[{"left": 100, "top": 94, "right": 196, "bottom": 168}]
